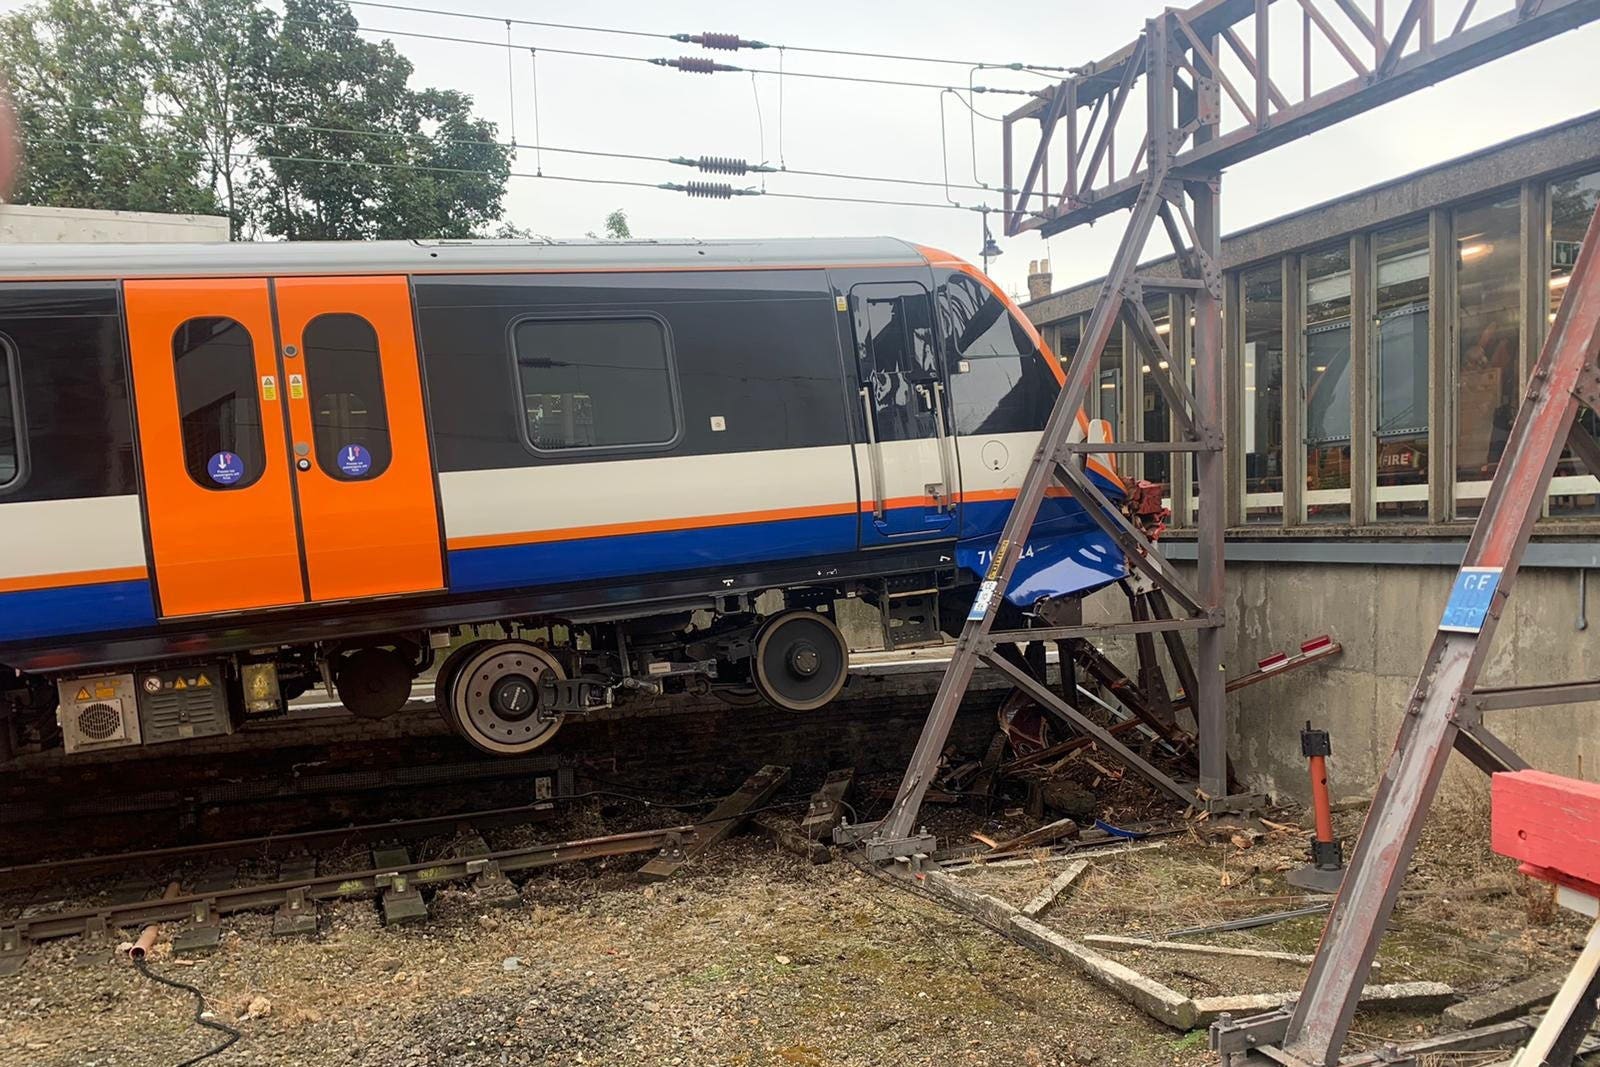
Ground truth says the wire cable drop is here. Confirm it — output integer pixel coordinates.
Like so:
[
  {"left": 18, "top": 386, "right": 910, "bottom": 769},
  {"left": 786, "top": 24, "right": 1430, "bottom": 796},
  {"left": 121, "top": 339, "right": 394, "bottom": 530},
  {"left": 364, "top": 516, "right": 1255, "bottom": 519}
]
[{"left": 130, "top": 956, "right": 241, "bottom": 1067}]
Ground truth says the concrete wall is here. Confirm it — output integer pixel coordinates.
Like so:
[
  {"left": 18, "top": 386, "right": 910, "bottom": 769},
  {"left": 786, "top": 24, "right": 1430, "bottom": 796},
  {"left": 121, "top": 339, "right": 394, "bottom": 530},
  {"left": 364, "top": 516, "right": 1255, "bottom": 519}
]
[
  {"left": 0, "top": 204, "right": 228, "bottom": 243},
  {"left": 1075, "top": 560, "right": 1599, "bottom": 806}
]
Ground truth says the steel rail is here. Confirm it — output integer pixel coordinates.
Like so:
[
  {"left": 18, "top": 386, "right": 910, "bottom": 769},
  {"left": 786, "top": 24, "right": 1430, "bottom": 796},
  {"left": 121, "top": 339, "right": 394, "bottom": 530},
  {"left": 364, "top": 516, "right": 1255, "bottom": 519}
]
[{"left": 2, "top": 825, "right": 692, "bottom": 946}]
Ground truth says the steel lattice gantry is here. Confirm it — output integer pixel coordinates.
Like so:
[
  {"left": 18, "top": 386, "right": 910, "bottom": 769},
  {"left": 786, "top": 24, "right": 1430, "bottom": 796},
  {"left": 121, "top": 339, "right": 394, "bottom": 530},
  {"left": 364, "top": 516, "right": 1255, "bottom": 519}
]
[{"left": 855, "top": 8, "right": 1600, "bottom": 1054}]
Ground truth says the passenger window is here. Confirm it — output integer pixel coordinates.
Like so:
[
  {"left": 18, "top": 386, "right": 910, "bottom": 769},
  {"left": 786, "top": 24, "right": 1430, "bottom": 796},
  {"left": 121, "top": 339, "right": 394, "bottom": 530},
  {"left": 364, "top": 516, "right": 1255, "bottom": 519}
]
[
  {"left": 938, "top": 272, "right": 1056, "bottom": 435},
  {"left": 303, "top": 314, "right": 392, "bottom": 480},
  {"left": 173, "top": 317, "right": 266, "bottom": 491},
  {"left": 0, "top": 335, "right": 19, "bottom": 488},
  {"left": 513, "top": 318, "right": 677, "bottom": 451},
  {"left": 853, "top": 284, "right": 940, "bottom": 444}
]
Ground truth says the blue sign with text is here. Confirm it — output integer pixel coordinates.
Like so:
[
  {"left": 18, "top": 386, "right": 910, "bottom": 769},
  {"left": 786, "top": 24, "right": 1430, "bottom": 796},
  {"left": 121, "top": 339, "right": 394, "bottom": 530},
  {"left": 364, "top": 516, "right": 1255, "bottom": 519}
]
[
  {"left": 338, "top": 444, "right": 372, "bottom": 478},
  {"left": 1439, "top": 566, "right": 1502, "bottom": 633},
  {"left": 207, "top": 451, "right": 244, "bottom": 486}
]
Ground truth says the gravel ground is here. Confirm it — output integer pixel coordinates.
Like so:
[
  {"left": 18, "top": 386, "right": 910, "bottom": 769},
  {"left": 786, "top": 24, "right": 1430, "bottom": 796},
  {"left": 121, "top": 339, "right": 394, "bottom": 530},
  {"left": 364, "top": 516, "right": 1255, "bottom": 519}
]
[{"left": 0, "top": 837, "right": 1211, "bottom": 1067}]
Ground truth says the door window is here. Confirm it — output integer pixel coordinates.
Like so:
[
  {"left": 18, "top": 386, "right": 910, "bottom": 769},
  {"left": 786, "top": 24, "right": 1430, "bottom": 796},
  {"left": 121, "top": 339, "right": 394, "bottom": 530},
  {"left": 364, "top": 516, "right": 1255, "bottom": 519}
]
[
  {"left": 513, "top": 317, "right": 678, "bottom": 452},
  {"left": 303, "top": 313, "right": 392, "bottom": 480},
  {"left": 173, "top": 316, "right": 266, "bottom": 491},
  {"left": 855, "top": 286, "right": 940, "bottom": 442}
]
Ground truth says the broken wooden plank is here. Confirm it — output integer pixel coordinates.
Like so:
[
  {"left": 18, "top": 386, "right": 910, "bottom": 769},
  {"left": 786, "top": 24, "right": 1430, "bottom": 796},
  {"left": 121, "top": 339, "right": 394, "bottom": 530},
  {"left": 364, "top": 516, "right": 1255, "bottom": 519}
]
[
  {"left": 1021, "top": 860, "right": 1089, "bottom": 918},
  {"left": 986, "top": 817, "right": 1080, "bottom": 855},
  {"left": 751, "top": 813, "right": 830, "bottom": 865},
  {"left": 799, "top": 768, "right": 854, "bottom": 841},
  {"left": 637, "top": 765, "right": 790, "bottom": 883},
  {"left": 1443, "top": 972, "right": 1567, "bottom": 1029},
  {"left": 1189, "top": 981, "right": 1454, "bottom": 1029}
]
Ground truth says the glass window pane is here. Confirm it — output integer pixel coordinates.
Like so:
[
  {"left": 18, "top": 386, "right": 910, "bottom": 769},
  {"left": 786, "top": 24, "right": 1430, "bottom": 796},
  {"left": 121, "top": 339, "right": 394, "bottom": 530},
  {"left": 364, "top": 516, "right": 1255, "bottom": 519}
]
[
  {"left": 1373, "top": 221, "right": 1430, "bottom": 521},
  {"left": 0, "top": 336, "right": 18, "bottom": 487},
  {"left": 1096, "top": 324, "right": 1124, "bottom": 439},
  {"left": 303, "top": 313, "right": 392, "bottom": 481},
  {"left": 1057, "top": 314, "right": 1082, "bottom": 368},
  {"left": 173, "top": 316, "right": 266, "bottom": 491},
  {"left": 859, "top": 286, "right": 939, "bottom": 444},
  {"left": 1242, "top": 264, "right": 1284, "bottom": 523},
  {"left": 514, "top": 318, "right": 676, "bottom": 451},
  {"left": 1141, "top": 294, "right": 1172, "bottom": 494},
  {"left": 1303, "top": 246, "right": 1352, "bottom": 522},
  {"left": 1548, "top": 170, "right": 1600, "bottom": 517},
  {"left": 940, "top": 274, "right": 1056, "bottom": 436},
  {"left": 1453, "top": 194, "right": 1522, "bottom": 518}
]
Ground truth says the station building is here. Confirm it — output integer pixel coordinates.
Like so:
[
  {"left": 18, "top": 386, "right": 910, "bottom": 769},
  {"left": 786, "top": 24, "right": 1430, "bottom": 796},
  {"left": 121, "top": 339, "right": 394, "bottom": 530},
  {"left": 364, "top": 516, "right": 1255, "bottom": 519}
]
[{"left": 1023, "top": 110, "right": 1600, "bottom": 801}]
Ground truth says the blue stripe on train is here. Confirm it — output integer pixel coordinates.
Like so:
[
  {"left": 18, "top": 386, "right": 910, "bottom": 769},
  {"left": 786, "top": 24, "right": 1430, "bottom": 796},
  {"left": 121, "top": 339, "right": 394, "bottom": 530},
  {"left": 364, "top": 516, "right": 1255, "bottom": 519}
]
[
  {"left": 0, "top": 579, "right": 157, "bottom": 644},
  {"left": 447, "top": 511, "right": 863, "bottom": 593}
]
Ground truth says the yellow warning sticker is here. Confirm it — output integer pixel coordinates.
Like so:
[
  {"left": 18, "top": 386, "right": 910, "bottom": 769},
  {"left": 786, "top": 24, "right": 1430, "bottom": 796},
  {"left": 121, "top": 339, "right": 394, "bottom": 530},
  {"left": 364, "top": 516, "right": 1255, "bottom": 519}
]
[
  {"left": 95, "top": 685, "right": 115, "bottom": 699},
  {"left": 262, "top": 375, "right": 278, "bottom": 401},
  {"left": 75, "top": 686, "right": 91, "bottom": 701},
  {"left": 174, "top": 677, "right": 187, "bottom": 690},
  {"left": 288, "top": 374, "right": 304, "bottom": 400},
  {"left": 835, "top": 295, "right": 848, "bottom": 313},
  {"left": 196, "top": 674, "right": 211, "bottom": 688}
]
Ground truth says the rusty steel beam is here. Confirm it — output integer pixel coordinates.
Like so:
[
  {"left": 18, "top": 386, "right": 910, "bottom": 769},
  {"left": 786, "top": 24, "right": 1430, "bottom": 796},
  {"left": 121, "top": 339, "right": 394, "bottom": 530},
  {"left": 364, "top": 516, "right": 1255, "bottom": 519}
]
[{"left": 1002, "top": 0, "right": 1600, "bottom": 237}]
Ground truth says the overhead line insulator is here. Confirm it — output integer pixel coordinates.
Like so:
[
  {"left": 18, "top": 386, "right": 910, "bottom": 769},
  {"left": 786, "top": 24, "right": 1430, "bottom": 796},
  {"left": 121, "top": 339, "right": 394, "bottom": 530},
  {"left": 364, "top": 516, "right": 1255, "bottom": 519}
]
[
  {"left": 678, "top": 32, "right": 769, "bottom": 51},
  {"left": 658, "top": 181, "right": 761, "bottom": 200},
  {"left": 651, "top": 56, "right": 742, "bottom": 74}
]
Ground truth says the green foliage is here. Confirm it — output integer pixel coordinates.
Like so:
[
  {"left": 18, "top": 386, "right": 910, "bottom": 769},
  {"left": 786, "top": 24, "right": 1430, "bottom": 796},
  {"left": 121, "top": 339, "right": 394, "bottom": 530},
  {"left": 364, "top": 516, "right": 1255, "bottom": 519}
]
[
  {"left": 0, "top": 0, "right": 514, "bottom": 239},
  {"left": 604, "top": 208, "right": 631, "bottom": 240},
  {"left": 0, "top": 0, "right": 219, "bottom": 214}
]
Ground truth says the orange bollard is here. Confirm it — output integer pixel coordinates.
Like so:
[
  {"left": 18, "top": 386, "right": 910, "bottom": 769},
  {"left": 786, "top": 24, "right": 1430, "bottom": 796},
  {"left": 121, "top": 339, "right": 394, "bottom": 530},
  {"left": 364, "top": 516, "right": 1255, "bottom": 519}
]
[{"left": 1288, "top": 722, "right": 1344, "bottom": 892}]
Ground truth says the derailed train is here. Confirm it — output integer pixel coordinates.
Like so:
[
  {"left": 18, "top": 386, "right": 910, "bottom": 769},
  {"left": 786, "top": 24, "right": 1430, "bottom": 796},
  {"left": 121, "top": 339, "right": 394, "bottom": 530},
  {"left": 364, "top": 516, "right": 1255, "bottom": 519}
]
[{"left": 0, "top": 237, "right": 1126, "bottom": 761}]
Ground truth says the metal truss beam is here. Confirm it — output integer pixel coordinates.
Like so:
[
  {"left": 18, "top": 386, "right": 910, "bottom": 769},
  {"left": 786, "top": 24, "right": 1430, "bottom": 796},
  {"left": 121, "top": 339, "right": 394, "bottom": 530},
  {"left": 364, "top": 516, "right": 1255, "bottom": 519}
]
[{"left": 1001, "top": 0, "right": 1600, "bottom": 238}]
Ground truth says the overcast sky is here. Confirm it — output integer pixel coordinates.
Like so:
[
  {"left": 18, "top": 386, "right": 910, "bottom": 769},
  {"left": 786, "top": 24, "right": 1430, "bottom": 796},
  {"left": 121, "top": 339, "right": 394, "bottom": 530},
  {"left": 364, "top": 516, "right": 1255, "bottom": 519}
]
[{"left": 7, "top": 0, "right": 1598, "bottom": 296}]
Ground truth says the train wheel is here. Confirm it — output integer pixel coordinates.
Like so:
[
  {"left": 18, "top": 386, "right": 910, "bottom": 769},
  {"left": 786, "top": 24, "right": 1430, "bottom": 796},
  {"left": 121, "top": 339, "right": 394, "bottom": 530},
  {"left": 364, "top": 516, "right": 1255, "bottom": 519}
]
[
  {"left": 445, "top": 640, "right": 566, "bottom": 755},
  {"left": 432, "top": 639, "right": 489, "bottom": 734},
  {"left": 335, "top": 647, "right": 414, "bottom": 720},
  {"left": 751, "top": 611, "right": 848, "bottom": 712}
]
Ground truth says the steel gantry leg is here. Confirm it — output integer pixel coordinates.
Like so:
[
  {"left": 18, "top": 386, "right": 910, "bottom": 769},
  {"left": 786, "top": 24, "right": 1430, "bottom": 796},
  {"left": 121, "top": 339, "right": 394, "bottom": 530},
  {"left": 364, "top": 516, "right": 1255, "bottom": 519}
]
[
  {"left": 1220, "top": 201, "right": 1600, "bottom": 1066},
  {"left": 857, "top": 15, "right": 1237, "bottom": 857}
]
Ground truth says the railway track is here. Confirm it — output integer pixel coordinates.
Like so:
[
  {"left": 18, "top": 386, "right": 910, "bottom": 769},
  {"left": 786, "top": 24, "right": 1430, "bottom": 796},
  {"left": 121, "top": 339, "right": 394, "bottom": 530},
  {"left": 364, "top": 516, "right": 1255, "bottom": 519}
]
[{"left": 0, "top": 766, "right": 799, "bottom": 977}]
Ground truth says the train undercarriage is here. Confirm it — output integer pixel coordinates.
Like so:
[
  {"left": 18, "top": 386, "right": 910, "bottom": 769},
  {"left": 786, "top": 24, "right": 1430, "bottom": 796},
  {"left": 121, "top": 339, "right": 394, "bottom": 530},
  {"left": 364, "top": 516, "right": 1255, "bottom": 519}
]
[{"left": 0, "top": 571, "right": 973, "bottom": 764}]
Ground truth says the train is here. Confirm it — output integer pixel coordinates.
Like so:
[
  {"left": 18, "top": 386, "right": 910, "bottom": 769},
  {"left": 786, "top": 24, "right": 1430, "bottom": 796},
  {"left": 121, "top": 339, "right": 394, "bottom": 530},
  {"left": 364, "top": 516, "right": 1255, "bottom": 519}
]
[{"left": 0, "top": 236, "right": 1127, "bottom": 762}]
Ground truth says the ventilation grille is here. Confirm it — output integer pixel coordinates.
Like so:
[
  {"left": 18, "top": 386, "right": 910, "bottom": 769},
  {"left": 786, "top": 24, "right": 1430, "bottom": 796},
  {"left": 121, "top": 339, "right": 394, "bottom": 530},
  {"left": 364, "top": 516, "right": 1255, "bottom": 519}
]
[{"left": 75, "top": 701, "right": 126, "bottom": 742}]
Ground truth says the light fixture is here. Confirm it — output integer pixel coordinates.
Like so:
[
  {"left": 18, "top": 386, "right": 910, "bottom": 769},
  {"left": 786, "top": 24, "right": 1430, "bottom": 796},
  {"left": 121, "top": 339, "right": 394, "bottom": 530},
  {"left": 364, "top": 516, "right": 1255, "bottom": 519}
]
[
  {"left": 1155, "top": 321, "right": 1172, "bottom": 335},
  {"left": 1458, "top": 242, "right": 1491, "bottom": 260},
  {"left": 1551, "top": 274, "right": 1571, "bottom": 291}
]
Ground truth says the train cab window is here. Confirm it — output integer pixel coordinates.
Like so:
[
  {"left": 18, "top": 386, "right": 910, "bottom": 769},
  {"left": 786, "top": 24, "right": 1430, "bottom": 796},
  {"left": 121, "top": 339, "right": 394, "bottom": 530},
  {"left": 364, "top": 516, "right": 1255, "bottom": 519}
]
[
  {"left": 0, "top": 335, "right": 20, "bottom": 488},
  {"left": 303, "top": 313, "right": 392, "bottom": 480},
  {"left": 173, "top": 316, "right": 266, "bottom": 491},
  {"left": 938, "top": 272, "right": 1057, "bottom": 435},
  {"left": 513, "top": 317, "right": 677, "bottom": 452}
]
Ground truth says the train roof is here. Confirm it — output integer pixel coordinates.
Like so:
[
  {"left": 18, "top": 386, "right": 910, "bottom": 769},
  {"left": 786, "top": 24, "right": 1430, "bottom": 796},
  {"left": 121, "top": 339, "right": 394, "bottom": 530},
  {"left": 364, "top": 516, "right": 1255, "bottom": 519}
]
[{"left": 0, "top": 235, "right": 937, "bottom": 280}]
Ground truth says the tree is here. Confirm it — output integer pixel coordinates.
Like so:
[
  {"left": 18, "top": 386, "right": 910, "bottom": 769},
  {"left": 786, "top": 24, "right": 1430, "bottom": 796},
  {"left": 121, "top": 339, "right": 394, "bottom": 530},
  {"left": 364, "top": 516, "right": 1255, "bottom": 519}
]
[
  {"left": 0, "top": 0, "right": 219, "bottom": 214},
  {"left": 604, "top": 208, "right": 631, "bottom": 239},
  {"left": 150, "top": 0, "right": 273, "bottom": 236},
  {"left": 244, "top": 0, "right": 511, "bottom": 241}
]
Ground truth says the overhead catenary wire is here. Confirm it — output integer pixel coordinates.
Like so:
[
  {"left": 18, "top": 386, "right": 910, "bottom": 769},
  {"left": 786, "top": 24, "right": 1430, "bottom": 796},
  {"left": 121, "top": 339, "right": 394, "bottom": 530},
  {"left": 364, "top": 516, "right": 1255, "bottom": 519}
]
[
  {"left": 33, "top": 100, "right": 1016, "bottom": 195},
  {"left": 28, "top": 135, "right": 996, "bottom": 214},
  {"left": 336, "top": 0, "right": 1075, "bottom": 72},
  {"left": 254, "top": 12, "right": 1043, "bottom": 97}
]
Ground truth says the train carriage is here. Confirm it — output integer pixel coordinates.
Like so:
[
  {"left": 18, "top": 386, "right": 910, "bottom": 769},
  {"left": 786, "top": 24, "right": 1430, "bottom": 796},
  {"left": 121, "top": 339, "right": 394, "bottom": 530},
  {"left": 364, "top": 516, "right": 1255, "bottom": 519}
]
[{"left": 0, "top": 236, "right": 1126, "bottom": 761}]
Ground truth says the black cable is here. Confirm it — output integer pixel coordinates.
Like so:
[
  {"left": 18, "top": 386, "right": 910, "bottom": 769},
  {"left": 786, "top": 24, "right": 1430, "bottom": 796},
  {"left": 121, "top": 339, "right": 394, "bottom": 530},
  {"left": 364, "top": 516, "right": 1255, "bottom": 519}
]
[
  {"left": 33, "top": 100, "right": 1013, "bottom": 195},
  {"left": 29, "top": 134, "right": 993, "bottom": 214},
  {"left": 337, "top": 0, "right": 1071, "bottom": 71},
  {"left": 257, "top": 12, "right": 1039, "bottom": 96},
  {"left": 131, "top": 957, "right": 241, "bottom": 1067}
]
